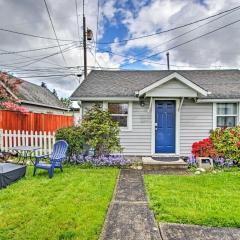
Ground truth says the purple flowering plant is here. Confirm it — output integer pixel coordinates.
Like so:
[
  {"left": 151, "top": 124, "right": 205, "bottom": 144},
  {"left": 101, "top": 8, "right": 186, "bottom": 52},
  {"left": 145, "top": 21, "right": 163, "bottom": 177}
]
[{"left": 71, "top": 154, "right": 130, "bottom": 167}]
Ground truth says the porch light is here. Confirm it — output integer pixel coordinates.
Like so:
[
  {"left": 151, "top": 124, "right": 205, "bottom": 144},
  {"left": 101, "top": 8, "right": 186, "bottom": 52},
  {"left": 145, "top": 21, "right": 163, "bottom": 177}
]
[{"left": 139, "top": 99, "right": 145, "bottom": 107}]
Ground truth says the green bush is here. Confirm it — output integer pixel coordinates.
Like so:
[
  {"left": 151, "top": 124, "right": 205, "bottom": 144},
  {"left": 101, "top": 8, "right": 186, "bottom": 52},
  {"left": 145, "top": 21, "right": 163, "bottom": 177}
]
[
  {"left": 80, "top": 105, "right": 122, "bottom": 156},
  {"left": 55, "top": 126, "right": 84, "bottom": 159},
  {"left": 210, "top": 126, "right": 240, "bottom": 162}
]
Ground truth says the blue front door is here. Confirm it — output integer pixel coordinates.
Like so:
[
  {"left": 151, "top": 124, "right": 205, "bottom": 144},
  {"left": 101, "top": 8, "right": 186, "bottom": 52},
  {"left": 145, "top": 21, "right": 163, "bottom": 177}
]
[{"left": 155, "top": 101, "right": 176, "bottom": 153}]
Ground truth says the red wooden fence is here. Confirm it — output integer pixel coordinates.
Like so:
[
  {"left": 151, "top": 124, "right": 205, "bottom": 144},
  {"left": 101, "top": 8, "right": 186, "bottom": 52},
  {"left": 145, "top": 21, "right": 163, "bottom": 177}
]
[{"left": 0, "top": 110, "right": 74, "bottom": 132}]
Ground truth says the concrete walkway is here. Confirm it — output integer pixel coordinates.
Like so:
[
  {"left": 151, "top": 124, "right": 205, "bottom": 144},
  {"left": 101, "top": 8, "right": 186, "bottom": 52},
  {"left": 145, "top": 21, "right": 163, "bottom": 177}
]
[
  {"left": 101, "top": 169, "right": 161, "bottom": 240},
  {"left": 101, "top": 169, "right": 240, "bottom": 240}
]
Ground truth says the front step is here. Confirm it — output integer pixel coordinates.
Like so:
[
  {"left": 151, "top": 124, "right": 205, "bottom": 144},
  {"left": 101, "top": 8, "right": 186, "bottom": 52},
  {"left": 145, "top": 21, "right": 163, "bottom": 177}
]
[{"left": 142, "top": 157, "right": 188, "bottom": 171}]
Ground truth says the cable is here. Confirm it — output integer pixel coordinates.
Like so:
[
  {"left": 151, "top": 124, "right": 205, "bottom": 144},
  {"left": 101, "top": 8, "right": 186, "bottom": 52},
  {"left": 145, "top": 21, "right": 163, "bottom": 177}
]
[
  {"left": 75, "top": 0, "right": 83, "bottom": 67},
  {"left": 96, "top": 5, "right": 240, "bottom": 45},
  {"left": 0, "top": 27, "right": 78, "bottom": 42},
  {"left": 121, "top": 18, "right": 240, "bottom": 67},
  {"left": 94, "top": 0, "right": 100, "bottom": 65},
  {"left": 88, "top": 47, "right": 102, "bottom": 69},
  {"left": 0, "top": 42, "right": 73, "bottom": 55},
  {"left": 43, "top": 0, "right": 68, "bottom": 66},
  {"left": 121, "top": 7, "right": 240, "bottom": 59}
]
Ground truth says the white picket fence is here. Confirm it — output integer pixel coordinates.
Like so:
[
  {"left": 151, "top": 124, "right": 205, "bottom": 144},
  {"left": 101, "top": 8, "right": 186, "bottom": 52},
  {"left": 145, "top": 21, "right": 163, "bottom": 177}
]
[{"left": 0, "top": 129, "right": 56, "bottom": 155}]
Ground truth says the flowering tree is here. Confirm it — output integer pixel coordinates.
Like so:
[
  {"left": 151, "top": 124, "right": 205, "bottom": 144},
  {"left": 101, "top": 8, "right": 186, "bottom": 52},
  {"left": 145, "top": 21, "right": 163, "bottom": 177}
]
[{"left": 0, "top": 72, "right": 28, "bottom": 114}]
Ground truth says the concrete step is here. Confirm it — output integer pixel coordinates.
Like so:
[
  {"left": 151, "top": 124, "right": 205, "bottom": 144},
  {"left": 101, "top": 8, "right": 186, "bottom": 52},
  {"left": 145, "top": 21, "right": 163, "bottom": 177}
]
[{"left": 142, "top": 157, "right": 188, "bottom": 171}]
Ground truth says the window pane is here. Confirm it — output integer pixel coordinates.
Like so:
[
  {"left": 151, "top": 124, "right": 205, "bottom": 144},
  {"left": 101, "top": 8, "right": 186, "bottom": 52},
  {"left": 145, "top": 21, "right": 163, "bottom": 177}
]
[
  {"left": 112, "top": 116, "right": 128, "bottom": 127},
  {"left": 217, "top": 103, "right": 237, "bottom": 115},
  {"left": 217, "top": 116, "right": 237, "bottom": 128},
  {"left": 108, "top": 103, "right": 128, "bottom": 114}
]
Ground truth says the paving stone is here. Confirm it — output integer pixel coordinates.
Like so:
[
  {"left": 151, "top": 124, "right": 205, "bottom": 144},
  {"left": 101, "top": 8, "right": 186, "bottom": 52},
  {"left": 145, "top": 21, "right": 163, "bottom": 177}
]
[
  {"left": 102, "top": 202, "right": 160, "bottom": 240},
  {"left": 101, "top": 169, "right": 161, "bottom": 240},
  {"left": 159, "top": 223, "right": 240, "bottom": 240}
]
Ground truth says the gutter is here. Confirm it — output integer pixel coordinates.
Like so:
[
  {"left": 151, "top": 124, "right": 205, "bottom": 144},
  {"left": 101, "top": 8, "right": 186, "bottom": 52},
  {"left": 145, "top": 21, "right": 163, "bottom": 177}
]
[{"left": 197, "top": 98, "right": 240, "bottom": 103}]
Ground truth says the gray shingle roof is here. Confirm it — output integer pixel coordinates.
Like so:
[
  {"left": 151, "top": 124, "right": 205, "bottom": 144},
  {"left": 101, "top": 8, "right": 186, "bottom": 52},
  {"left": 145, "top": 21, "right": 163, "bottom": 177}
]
[
  {"left": 17, "top": 80, "right": 67, "bottom": 109},
  {"left": 71, "top": 69, "right": 240, "bottom": 99}
]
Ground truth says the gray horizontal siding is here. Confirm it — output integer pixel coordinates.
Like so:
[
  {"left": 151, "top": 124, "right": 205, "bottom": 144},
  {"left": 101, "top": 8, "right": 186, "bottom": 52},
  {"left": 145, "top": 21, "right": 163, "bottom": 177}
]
[
  {"left": 81, "top": 101, "right": 152, "bottom": 156},
  {"left": 120, "top": 101, "right": 151, "bottom": 155},
  {"left": 180, "top": 99, "right": 213, "bottom": 156}
]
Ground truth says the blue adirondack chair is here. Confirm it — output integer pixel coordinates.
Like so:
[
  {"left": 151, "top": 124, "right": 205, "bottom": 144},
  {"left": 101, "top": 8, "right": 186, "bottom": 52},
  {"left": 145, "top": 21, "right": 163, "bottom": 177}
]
[{"left": 33, "top": 140, "right": 68, "bottom": 178}]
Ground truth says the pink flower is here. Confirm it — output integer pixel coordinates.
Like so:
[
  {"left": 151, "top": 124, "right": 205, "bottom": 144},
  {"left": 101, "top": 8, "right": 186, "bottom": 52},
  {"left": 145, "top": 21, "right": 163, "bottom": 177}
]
[{"left": 0, "top": 101, "right": 28, "bottom": 114}]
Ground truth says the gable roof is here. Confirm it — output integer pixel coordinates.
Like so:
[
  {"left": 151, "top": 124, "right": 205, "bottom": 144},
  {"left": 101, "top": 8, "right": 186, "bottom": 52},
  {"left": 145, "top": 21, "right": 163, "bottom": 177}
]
[
  {"left": 1, "top": 73, "right": 67, "bottom": 110},
  {"left": 70, "top": 69, "right": 240, "bottom": 100},
  {"left": 138, "top": 72, "right": 208, "bottom": 96}
]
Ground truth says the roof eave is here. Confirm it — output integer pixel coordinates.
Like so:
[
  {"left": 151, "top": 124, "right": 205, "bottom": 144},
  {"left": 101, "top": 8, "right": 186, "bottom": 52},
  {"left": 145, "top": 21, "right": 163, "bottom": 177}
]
[{"left": 20, "top": 100, "right": 69, "bottom": 111}]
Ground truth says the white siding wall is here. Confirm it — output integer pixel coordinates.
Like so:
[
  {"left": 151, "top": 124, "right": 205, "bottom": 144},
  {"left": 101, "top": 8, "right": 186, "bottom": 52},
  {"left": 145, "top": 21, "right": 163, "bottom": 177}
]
[
  {"left": 120, "top": 101, "right": 152, "bottom": 156},
  {"left": 180, "top": 99, "right": 213, "bottom": 156}
]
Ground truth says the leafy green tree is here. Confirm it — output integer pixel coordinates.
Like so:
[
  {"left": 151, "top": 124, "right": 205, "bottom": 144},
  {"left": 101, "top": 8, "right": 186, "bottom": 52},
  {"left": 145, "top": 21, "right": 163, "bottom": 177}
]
[
  {"left": 80, "top": 105, "right": 122, "bottom": 156},
  {"left": 60, "top": 97, "right": 72, "bottom": 109}
]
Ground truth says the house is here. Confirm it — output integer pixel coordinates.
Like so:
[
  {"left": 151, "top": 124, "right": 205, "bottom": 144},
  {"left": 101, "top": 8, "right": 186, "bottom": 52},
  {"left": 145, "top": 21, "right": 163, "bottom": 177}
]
[
  {"left": 70, "top": 69, "right": 240, "bottom": 157},
  {"left": 1, "top": 72, "right": 69, "bottom": 114}
]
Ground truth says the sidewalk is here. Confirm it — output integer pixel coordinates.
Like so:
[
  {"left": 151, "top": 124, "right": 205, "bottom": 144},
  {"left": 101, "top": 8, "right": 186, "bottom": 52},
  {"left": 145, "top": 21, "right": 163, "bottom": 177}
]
[{"left": 101, "top": 169, "right": 161, "bottom": 240}]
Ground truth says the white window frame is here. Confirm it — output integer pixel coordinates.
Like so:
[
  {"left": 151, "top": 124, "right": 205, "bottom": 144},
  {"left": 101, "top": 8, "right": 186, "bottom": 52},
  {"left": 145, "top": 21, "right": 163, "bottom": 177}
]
[
  {"left": 103, "top": 101, "right": 132, "bottom": 131},
  {"left": 213, "top": 102, "right": 239, "bottom": 129}
]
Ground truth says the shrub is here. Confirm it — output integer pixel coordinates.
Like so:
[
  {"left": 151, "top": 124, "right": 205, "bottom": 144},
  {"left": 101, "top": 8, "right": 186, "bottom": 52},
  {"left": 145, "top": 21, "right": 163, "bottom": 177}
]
[
  {"left": 55, "top": 126, "right": 84, "bottom": 159},
  {"left": 210, "top": 126, "right": 240, "bottom": 162},
  {"left": 80, "top": 106, "right": 122, "bottom": 156},
  {"left": 192, "top": 138, "right": 218, "bottom": 158},
  {"left": 71, "top": 154, "right": 130, "bottom": 167}
]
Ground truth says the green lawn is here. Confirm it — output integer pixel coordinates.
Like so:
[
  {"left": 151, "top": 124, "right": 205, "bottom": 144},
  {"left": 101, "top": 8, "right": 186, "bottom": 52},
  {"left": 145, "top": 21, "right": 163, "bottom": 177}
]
[
  {"left": 144, "top": 171, "right": 240, "bottom": 227},
  {"left": 0, "top": 166, "right": 119, "bottom": 240}
]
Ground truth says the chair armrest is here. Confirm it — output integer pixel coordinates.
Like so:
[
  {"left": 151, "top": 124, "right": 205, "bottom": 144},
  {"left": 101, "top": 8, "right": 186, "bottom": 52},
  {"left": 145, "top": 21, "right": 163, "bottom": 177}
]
[{"left": 35, "top": 154, "right": 50, "bottom": 164}]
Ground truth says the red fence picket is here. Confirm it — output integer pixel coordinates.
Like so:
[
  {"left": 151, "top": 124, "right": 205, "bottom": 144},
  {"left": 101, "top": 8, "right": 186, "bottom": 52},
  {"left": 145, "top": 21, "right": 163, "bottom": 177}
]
[{"left": 0, "top": 110, "right": 73, "bottom": 132}]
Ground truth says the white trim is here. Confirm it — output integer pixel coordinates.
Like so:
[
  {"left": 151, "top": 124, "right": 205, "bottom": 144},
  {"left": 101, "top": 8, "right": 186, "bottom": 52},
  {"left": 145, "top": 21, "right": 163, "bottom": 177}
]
[
  {"left": 139, "top": 72, "right": 208, "bottom": 97},
  {"left": 197, "top": 98, "right": 240, "bottom": 103},
  {"left": 213, "top": 103, "right": 217, "bottom": 129},
  {"left": 105, "top": 101, "right": 133, "bottom": 132},
  {"left": 151, "top": 98, "right": 180, "bottom": 156},
  {"left": 70, "top": 97, "right": 139, "bottom": 101},
  {"left": 213, "top": 102, "right": 239, "bottom": 129}
]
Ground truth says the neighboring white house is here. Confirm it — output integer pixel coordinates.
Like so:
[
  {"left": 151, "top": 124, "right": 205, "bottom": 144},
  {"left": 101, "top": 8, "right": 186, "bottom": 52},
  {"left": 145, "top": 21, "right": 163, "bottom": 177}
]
[
  {"left": 1, "top": 72, "right": 69, "bottom": 115},
  {"left": 70, "top": 69, "right": 240, "bottom": 157}
]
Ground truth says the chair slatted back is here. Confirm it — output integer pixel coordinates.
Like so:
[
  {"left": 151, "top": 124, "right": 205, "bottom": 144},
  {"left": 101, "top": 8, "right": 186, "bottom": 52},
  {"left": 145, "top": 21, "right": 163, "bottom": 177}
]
[{"left": 51, "top": 140, "right": 68, "bottom": 161}]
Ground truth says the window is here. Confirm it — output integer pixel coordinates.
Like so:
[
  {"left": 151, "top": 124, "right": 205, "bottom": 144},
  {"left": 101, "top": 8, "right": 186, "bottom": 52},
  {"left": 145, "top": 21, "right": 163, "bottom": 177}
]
[
  {"left": 216, "top": 103, "right": 238, "bottom": 128},
  {"left": 108, "top": 103, "right": 128, "bottom": 127}
]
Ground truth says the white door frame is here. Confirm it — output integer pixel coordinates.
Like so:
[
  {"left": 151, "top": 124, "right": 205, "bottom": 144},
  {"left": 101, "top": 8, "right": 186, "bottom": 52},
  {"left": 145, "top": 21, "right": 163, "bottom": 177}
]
[{"left": 151, "top": 98, "right": 180, "bottom": 156}]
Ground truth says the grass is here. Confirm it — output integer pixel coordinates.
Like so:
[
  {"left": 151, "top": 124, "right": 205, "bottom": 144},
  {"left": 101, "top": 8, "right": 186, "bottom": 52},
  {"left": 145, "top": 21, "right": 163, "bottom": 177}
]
[
  {"left": 0, "top": 165, "right": 119, "bottom": 240},
  {"left": 144, "top": 171, "right": 240, "bottom": 227}
]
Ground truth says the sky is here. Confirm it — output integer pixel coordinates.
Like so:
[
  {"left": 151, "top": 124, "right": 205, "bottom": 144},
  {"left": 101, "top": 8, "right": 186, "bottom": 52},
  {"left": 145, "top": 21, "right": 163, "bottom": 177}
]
[{"left": 0, "top": 0, "right": 240, "bottom": 98}]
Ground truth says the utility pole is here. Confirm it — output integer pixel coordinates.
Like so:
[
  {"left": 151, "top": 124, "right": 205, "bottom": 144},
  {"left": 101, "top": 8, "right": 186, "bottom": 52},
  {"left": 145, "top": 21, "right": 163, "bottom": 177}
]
[
  {"left": 166, "top": 52, "right": 170, "bottom": 70},
  {"left": 83, "top": 0, "right": 87, "bottom": 80}
]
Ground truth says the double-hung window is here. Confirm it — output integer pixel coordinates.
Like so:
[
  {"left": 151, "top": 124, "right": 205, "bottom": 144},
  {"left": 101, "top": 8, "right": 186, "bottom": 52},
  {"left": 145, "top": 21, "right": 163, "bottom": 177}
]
[
  {"left": 106, "top": 102, "right": 132, "bottom": 130},
  {"left": 216, "top": 103, "right": 238, "bottom": 128}
]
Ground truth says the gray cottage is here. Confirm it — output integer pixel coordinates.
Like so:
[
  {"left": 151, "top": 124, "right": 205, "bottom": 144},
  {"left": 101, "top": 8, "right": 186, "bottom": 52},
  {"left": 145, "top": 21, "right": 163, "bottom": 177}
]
[{"left": 71, "top": 69, "right": 240, "bottom": 157}]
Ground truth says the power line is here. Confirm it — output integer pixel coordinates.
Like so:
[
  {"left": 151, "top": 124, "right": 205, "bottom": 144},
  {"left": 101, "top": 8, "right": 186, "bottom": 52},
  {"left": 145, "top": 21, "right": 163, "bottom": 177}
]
[
  {"left": 75, "top": 0, "right": 83, "bottom": 67},
  {"left": 94, "top": 0, "right": 100, "bottom": 65},
  {"left": 121, "top": 18, "right": 240, "bottom": 67},
  {"left": 96, "top": 5, "right": 240, "bottom": 45},
  {"left": 43, "top": 0, "right": 68, "bottom": 66},
  {"left": 122, "top": 7, "right": 240, "bottom": 60},
  {"left": 0, "top": 27, "right": 78, "bottom": 42},
  {"left": 0, "top": 42, "right": 73, "bottom": 55}
]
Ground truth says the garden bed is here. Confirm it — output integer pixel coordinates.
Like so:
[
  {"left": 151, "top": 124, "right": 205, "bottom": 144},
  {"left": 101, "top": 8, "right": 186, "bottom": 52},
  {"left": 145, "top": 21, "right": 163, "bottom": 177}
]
[
  {"left": 144, "top": 171, "right": 240, "bottom": 227},
  {"left": 0, "top": 166, "right": 119, "bottom": 240}
]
